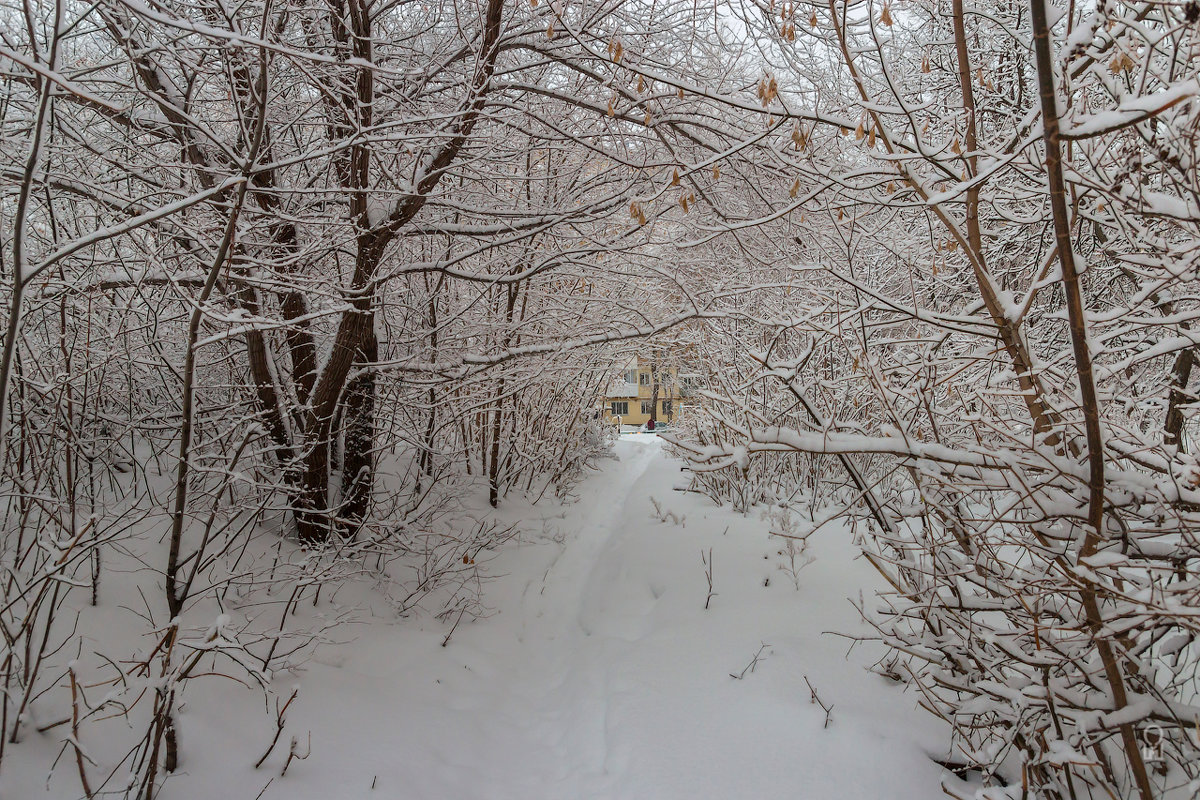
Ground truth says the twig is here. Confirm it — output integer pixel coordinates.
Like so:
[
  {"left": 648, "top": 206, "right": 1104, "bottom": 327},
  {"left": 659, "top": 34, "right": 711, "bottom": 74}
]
[
  {"left": 280, "top": 732, "right": 310, "bottom": 777},
  {"left": 255, "top": 687, "right": 299, "bottom": 769},
  {"left": 729, "top": 642, "right": 770, "bottom": 679},
  {"left": 441, "top": 605, "right": 467, "bottom": 648},
  {"left": 701, "top": 547, "right": 716, "bottom": 610},
  {"left": 804, "top": 675, "right": 834, "bottom": 728},
  {"left": 69, "top": 666, "right": 94, "bottom": 799}
]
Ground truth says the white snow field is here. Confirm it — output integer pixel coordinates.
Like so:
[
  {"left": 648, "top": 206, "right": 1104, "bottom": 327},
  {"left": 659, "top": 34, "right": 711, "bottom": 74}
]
[{"left": 14, "top": 436, "right": 961, "bottom": 799}]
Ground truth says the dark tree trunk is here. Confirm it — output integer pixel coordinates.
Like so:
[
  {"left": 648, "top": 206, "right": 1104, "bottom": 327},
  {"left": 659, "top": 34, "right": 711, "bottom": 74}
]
[
  {"left": 1165, "top": 346, "right": 1195, "bottom": 449},
  {"left": 340, "top": 326, "right": 378, "bottom": 533},
  {"left": 270, "top": 0, "right": 506, "bottom": 544}
]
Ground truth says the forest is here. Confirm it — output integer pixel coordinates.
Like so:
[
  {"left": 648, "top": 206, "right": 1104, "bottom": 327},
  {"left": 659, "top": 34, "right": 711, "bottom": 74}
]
[{"left": 2, "top": 0, "right": 1199, "bottom": 797}]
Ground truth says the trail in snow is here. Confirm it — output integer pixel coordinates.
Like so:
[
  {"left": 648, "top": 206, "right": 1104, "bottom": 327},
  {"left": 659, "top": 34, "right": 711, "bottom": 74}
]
[{"left": 160, "top": 436, "right": 958, "bottom": 800}]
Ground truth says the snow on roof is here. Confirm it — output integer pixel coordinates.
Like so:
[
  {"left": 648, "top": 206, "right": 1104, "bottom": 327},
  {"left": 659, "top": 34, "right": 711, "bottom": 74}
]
[{"left": 607, "top": 381, "right": 640, "bottom": 398}]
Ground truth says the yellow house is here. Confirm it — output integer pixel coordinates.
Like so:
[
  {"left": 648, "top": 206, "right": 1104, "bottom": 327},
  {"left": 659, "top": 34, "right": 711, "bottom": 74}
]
[{"left": 600, "top": 356, "right": 699, "bottom": 427}]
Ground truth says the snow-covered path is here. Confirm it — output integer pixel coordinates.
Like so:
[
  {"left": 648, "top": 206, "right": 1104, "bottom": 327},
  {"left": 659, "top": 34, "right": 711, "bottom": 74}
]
[{"left": 171, "top": 437, "right": 955, "bottom": 800}]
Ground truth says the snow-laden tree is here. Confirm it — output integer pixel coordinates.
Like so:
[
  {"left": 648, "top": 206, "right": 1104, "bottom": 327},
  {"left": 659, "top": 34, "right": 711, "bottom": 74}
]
[
  {"left": 0, "top": 0, "right": 731, "bottom": 792},
  {"left": 666, "top": 1, "right": 1200, "bottom": 797}
]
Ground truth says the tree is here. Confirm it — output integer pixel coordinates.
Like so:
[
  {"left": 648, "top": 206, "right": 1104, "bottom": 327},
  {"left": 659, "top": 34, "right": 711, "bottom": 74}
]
[
  {"left": 0, "top": 0, "right": 726, "bottom": 791},
  {"left": 669, "top": 1, "right": 1200, "bottom": 797}
]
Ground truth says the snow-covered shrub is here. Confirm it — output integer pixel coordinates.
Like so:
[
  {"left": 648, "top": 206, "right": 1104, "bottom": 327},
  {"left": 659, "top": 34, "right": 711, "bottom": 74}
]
[{"left": 669, "top": 2, "right": 1200, "bottom": 797}]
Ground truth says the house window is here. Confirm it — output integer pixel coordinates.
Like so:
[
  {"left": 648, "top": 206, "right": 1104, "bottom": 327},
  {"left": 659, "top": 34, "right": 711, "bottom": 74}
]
[
  {"left": 624, "top": 369, "right": 638, "bottom": 384},
  {"left": 639, "top": 372, "right": 650, "bottom": 386},
  {"left": 661, "top": 400, "right": 673, "bottom": 417},
  {"left": 682, "top": 376, "right": 695, "bottom": 387},
  {"left": 641, "top": 400, "right": 654, "bottom": 415},
  {"left": 610, "top": 401, "right": 628, "bottom": 416}
]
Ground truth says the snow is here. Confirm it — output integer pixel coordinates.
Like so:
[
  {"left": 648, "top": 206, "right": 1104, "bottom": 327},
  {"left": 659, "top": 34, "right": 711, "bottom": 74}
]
[
  {"left": 1061, "top": 77, "right": 1200, "bottom": 140},
  {"left": 607, "top": 381, "right": 640, "bottom": 398},
  {"left": 5, "top": 437, "right": 956, "bottom": 799}
]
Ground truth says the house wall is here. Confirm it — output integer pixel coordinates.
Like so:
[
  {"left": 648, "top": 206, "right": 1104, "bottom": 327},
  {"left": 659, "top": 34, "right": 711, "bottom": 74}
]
[
  {"left": 600, "top": 361, "right": 683, "bottom": 425},
  {"left": 601, "top": 398, "right": 676, "bottom": 426}
]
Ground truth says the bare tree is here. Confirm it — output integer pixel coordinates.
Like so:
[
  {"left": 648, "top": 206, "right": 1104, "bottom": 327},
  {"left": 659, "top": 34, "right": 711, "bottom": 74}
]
[{"left": 669, "top": 1, "right": 1200, "bottom": 797}]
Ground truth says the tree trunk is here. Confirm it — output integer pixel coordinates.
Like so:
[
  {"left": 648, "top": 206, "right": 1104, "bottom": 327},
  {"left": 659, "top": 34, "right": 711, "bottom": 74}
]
[
  {"left": 649, "top": 357, "right": 660, "bottom": 426},
  {"left": 340, "top": 325, "right": 377, "bottom": 533},
  {"left": 1029, "top": 2, "right": 1155, "bottom": 797}
]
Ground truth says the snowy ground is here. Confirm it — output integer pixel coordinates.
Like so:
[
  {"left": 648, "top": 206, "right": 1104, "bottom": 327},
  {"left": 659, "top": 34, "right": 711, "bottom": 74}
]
[{"left": 15, "top": 436, "right": 961, "bottom": 799}]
